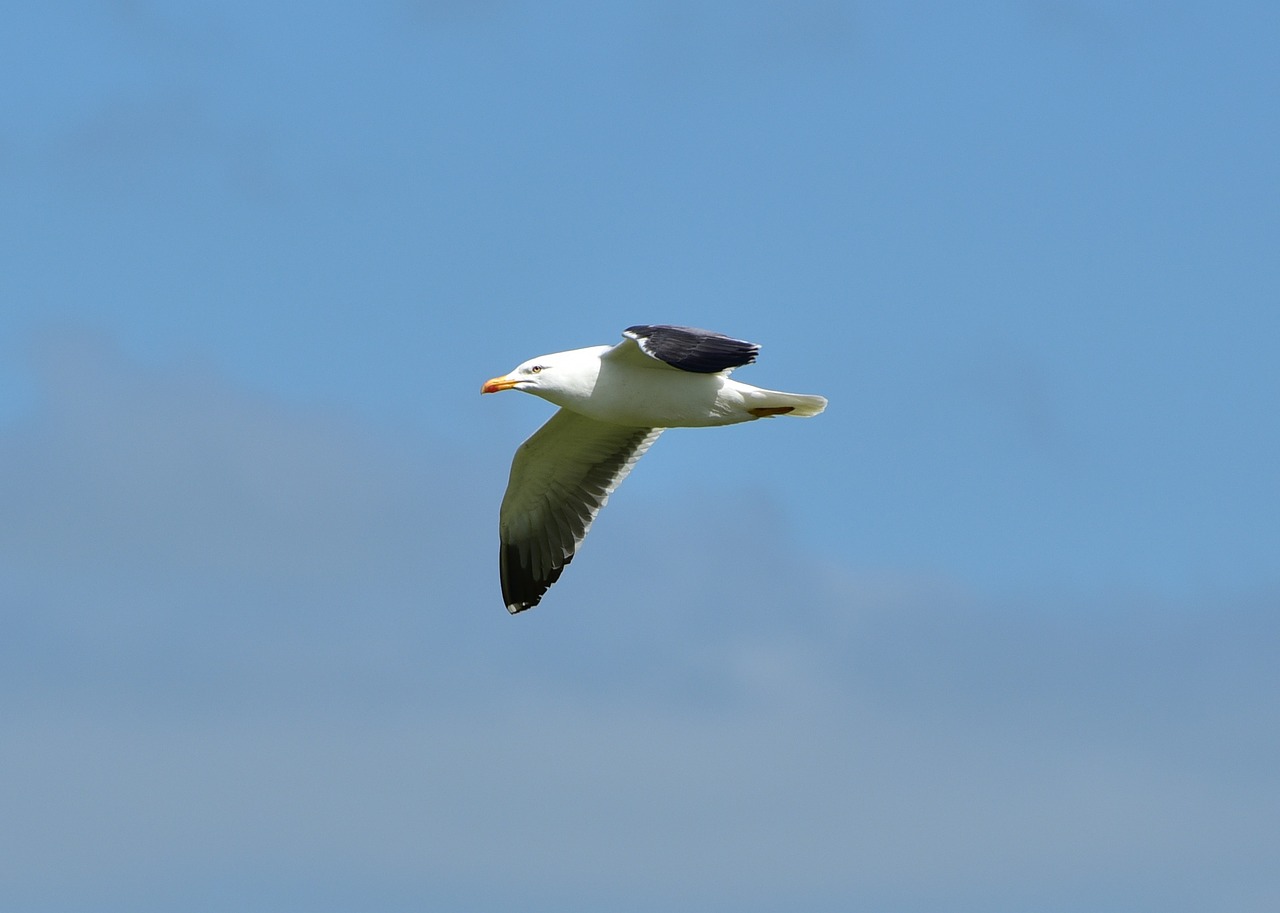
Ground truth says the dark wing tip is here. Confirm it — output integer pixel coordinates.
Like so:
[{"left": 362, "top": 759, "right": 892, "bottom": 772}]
[
  {"left": 623, "top": 325, "right": 760, "bottom": 374},
  {"left": 500, "top": 542, "right": 570, "bottom": 614}
]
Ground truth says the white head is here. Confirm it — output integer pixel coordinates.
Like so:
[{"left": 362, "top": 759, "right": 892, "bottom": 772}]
[{"left": 480, "top": 347, "right": 603, "bottom": 405}]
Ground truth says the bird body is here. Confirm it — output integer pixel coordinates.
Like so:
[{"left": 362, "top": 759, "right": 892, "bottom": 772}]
[
  {"left": 482, "top": 325, "right": 826, "bottom": 613},
  {"left": 486, "top": 340, "right": 825, "bottom": 428}
]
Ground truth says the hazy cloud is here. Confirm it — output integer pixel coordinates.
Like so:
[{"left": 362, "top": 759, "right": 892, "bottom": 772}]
[{"left": 1, "top": 335, "right": 1276, "bottom": 912}]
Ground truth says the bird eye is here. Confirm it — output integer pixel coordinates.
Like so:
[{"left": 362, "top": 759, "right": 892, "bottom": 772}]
[{"left": 530, "top": 365, "right": 543, "bottom": 373}]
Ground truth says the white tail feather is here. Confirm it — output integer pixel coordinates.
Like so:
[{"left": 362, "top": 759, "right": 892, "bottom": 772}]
[{"left": 749, "top": 388, "right": 828, "bottom": 417}]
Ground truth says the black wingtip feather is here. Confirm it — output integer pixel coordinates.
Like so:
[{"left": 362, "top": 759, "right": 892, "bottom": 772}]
[
  {"left": 501, "top": 541, "right": 569, "bottom": 614},
  {"left": 624, "top": 324, "right": 760, "bottom": 374}
]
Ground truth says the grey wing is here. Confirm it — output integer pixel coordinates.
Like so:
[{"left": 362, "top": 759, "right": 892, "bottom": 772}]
[
  {"left": 498, "top": 408, "right": 662, "bottom": 613},
  {"left": 619, "top": 324, "right": 760, "bottom": 374}
]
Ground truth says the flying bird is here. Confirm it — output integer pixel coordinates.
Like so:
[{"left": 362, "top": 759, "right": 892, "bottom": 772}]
[{"left": 481, "top": 324, "right": 827, "bottom": 613}]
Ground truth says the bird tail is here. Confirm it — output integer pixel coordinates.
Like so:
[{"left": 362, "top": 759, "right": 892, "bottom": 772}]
[{"left": 747, "top": 389, "right": 828, "bottom": 418}]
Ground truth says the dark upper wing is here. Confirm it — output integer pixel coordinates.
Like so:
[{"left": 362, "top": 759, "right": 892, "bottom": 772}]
[
  {"left": 498, "top": 408, "right": 662, "bottom": 613},
  {"left": 621, "top": 325, "right": 760, "bottom": 374}
]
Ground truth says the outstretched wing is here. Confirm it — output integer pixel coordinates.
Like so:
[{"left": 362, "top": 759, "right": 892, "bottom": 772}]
[
  {"left": 498, "top": 409, "right": 662, "bottom": 613},
  {"left": 617, "top": 324, "right": 760, "bottom": 374}
]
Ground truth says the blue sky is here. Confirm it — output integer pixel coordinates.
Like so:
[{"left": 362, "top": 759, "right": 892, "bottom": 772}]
[{"left": 2, "top": 2, "right": 1278, "bottom": 911}]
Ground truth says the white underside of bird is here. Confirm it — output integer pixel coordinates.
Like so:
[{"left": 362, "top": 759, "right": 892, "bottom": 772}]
[{"left": 481, "top": 324, "right": 827, "bottom": 613}]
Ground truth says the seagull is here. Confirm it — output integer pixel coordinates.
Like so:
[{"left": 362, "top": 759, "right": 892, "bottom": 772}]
[{"left": 481, "top": 324, "right": 827, "bottom": 613}]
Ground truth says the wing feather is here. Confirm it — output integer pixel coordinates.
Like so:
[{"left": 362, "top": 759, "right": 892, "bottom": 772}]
[
  {"left": 615, "top": 324, "right": 760, "bottom": 374},
  {"left": 498, "top": 409, "right": 662, "bottom": 613}
]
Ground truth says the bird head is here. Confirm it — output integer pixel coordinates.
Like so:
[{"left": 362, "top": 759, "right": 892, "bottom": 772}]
[
  {"left": 481, "top": 357, "right": 554, "bottom": 395},
  {"left": 482, "top": 347, "right": 606, "bottom": 406}
]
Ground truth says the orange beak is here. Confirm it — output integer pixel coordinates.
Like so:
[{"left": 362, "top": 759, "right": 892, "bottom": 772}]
[{"left": 481, "top": 375, "right": 520, "bottom": 394}]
